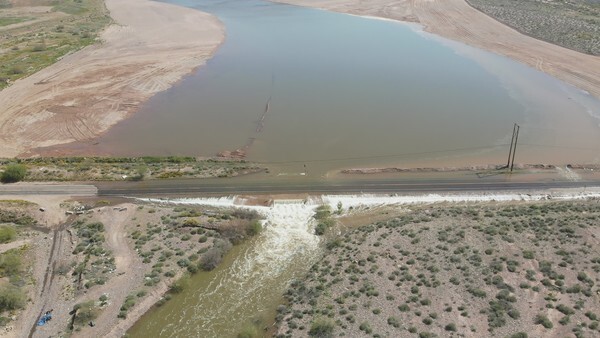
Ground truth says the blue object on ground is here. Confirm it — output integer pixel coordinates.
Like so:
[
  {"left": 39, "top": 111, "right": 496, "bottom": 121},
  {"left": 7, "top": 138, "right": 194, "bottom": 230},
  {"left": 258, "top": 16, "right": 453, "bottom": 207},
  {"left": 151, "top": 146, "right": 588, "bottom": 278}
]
[{"left": 37, "top": 314, "right": 52, "bottom": 326}]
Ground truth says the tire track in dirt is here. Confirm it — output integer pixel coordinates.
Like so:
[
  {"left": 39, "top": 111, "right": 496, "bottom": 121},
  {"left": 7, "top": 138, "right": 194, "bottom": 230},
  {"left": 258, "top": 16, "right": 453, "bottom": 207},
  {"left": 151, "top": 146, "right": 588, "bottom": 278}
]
[
  {"left": 0, "top": 0, "right": 225, "bottom": 157},
  {"left": 27, "top": 217, "right": 72, "bottom": 338}
]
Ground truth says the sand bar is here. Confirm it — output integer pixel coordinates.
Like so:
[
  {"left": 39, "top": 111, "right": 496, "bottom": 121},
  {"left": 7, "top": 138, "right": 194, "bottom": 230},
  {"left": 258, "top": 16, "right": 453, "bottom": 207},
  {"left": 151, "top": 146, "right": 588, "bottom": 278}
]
[
  {"left": 273, "top": 0, "right": 600, "bottom": 100},
  {"left": 0, "top": 0, "right": 224, "bottom": 157}
]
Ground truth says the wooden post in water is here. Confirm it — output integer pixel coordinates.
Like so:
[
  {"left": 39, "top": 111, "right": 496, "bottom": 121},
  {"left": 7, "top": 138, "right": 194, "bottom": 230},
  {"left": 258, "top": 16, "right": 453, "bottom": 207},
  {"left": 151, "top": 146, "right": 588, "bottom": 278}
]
[{"left": 510, "top": 125, "right": 520, "bottom": 172}]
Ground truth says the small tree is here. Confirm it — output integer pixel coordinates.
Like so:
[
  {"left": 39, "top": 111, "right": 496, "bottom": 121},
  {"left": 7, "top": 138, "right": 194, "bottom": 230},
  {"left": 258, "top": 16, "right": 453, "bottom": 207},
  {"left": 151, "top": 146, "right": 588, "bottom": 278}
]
[{"left": 1, "top": 164, "right": 26, "bottom": 183}]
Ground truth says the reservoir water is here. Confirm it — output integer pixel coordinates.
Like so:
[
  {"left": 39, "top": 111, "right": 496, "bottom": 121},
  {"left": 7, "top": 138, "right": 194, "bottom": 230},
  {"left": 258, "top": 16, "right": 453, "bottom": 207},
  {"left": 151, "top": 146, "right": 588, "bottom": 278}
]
[{"left": 63, "top": 0, "right": 600, "bottom": 175}]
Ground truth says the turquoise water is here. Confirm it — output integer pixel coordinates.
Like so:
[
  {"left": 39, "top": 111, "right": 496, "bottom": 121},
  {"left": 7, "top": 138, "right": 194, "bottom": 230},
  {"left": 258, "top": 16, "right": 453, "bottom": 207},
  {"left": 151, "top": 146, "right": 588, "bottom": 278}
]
[{"left": 81, "top": 0, "right": 600, "bottom": 174}]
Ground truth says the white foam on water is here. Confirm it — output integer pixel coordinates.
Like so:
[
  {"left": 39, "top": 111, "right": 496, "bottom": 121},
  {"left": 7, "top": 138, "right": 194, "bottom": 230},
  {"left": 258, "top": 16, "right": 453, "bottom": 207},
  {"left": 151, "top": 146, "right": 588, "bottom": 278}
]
[
  {"left": 322, "top": 189, "right": 600, "bottom": 212},
  {"left": 140, "top": 196, "right": 323, "bottom": 337}
]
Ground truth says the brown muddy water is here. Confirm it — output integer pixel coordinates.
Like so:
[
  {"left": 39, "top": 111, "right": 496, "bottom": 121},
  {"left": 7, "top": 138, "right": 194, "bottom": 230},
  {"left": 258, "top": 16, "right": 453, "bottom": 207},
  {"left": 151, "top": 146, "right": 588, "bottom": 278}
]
[
  {"left": 46, "top": 0, "right": 600, "bottom": 177},
  {"left": 128, "top": 197, "right": 323, "bottom": 337}
]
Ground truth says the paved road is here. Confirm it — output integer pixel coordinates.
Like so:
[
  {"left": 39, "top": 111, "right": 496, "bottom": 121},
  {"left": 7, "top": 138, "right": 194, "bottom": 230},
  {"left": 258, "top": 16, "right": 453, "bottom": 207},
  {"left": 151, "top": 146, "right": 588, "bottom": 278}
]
[
  {"left": 2, "top": 179, "right": 599, "bottom": 197},
  {"left": 0, "top": 184, "right": 97, "bottom": 196},
  {"left": 94, "top": 178, "right": 600, "bottom": 196}
]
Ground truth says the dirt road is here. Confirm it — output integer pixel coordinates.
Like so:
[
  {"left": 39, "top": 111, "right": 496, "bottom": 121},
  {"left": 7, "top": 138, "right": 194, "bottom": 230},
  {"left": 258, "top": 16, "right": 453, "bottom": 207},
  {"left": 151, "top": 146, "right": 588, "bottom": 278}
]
[
  {"left": 0, "top": 0, "right": 224, "bottom": 157},
  {"left": 274, "top": 0, "right": 600, "bottom": 100}
]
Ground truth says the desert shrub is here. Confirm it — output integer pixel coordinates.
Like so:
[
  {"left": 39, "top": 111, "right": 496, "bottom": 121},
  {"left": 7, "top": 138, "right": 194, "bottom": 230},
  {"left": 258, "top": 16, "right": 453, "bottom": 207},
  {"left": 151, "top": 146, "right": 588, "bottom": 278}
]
[
  {"left": 246, "top": 220, "right": 262, "bottom": 236},
  {"left": 510, "top": 333, "right": 528, "bottom": 338},
  {"left": 0, "top": 251, "right": 21, "bottom": 276},
  {"left": 534, "top": 314, "right": 553, "bottom": 329},
  {"left": 0, "top": 285, "right": 25, "bottom": 311},
  {"left": 187, "top": 264, "right": 198, "bottom": 274},
  {"left": 314, "top": 205, "right": 331, "bottom": 220},
  {"left": 31, "top": 44, "right": 46, "bottom": 52},
  {"left": 182, "top": 218, "right": 199, "bottom": 227},
  {"left": 387, "top": 316, "right": 400, "bottom": 328},
  {"left": 359, "top": 322, "right": 372, "bottom": 334},
  {"left": 1, "top": 164, "right": 26, "bottom": 183},
  {"left": 445, "top": 323, "right": 457, "bottom": 331},
  {"left": 8, "top": 66, "right": 23, "bottom": 75},
  {"left": 467, "top": 287, "right": 487, "bottom": 298},
  {"left": 199, "top": 239, "right": 232, "bottom": 271},
  {"left": 169, "top": 275, "right": 190, "bottom": 294},
  {"left": 556, "top": 304, "right": 574, "bottom": 315},
  {"left": 309, "top": 317, "right": 334, "bottom": 337},
  {"left": 73, "top": 300, "right": 99, "bottom": 325},
  {"left": 559, "top": 316, "right": 570, "bottom": 325},
  {"left": 522, "top": 250, "right": 535, "bottom": 259},
  {"left": 0, "top": 226, "right": 16, "bottom": 243}
]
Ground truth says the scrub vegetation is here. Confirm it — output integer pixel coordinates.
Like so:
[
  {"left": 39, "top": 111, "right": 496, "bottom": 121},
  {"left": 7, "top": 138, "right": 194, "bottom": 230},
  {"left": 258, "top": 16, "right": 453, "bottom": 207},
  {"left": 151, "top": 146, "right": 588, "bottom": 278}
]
[
  {"left": 5, "top": 197, "right": 264, "bottom": 335},
  {"left": 0, "top": 0, "right": 110, "bottom": 89},
  {"left": 120, "top": 204, "right": 263, "bottom": 315},
  {"left": 0, "top": 157, "right": 263, "bottom": 181},
  {"left": 467, "top": 0, "right": 600, "bottom": 55},
  {"left": 0, "top": 200, "right": 41, "bottom": 328},
  {"left": 0, "top": 163, "right": 27, "bottom": 183},
  {"left": 277, "top": 199, "right": 600, "bottom": 337}
]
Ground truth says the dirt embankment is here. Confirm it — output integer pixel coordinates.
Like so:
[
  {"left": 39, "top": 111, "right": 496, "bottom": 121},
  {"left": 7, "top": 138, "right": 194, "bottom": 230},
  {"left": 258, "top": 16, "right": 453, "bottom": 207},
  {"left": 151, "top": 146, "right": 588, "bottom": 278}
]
[
  {"left": 273, "top": 0, "right": 600, "bottom": 100},
  {"left": 0, "top": 0, "right": 224, "bottom": 158}
]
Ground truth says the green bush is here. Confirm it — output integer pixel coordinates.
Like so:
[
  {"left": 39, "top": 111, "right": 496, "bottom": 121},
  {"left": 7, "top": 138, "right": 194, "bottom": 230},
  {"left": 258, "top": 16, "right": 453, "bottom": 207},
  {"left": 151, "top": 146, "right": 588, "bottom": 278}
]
[
  {"left": 509, "top": 333, "right": 528, "bottom": 338},
  {"left": 73, "top": 300, "right": 99, "bottom": 325},
  {"left": 0, "top": 251, "right": 21, "bottom": 276},
  {"left": 169, "top": 275, "right": 190, "bottom": 294},
  {"left": 445, "top": 323, "right": 457, "bottom": 331},
  {"left": 0, "top": 285, "right": 25, "bottom": 311},
  {"left": 0, "top": 226, "right": 16, "bottom": 243},
  {"left": 246, "top": 220, "right": 262, "bottom": 236},
  {"left": 309, "top": 317, "right": 334, "bottom": 337},
  {"left": 534, "top": 314, "right": 553, "bottom": 329},
  {"left": 1, "top": 164, "right": 26, "bottom": 183}
]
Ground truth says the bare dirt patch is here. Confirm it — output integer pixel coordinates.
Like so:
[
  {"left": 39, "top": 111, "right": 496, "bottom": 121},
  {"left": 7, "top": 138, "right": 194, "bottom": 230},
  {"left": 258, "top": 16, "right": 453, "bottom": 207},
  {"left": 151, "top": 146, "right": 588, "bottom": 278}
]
[{"left": 0, "top": 0, "right": 224, "bottom": 157}]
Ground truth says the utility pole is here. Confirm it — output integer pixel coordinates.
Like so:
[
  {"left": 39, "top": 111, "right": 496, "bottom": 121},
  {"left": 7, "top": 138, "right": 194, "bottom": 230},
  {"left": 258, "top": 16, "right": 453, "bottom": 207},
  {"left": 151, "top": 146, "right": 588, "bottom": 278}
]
[
  {"left": 506, "top": 123, "right": 517, "bottom": 168},
  {"left": 510, "top": 124, "right": 520, "bottom": 172}
]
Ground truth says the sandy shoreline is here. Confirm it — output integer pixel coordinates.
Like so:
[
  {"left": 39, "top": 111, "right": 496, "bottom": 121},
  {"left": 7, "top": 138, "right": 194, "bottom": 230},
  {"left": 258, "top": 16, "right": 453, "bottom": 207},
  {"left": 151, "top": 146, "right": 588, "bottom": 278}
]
[
  {"left": 0, "top": 0, "right": 224, "bottom": 158},
  {"left": 272, "top": 0, "right": 600, "bottom": 100}
]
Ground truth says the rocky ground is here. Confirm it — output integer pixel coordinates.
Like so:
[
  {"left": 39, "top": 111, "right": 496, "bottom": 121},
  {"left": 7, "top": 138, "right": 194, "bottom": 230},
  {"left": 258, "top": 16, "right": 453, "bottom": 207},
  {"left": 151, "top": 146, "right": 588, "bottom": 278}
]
[
  {"left": 467, "top": 0, "right": 600, "bottom": 56},
  {"left": 277, "top": 199, "right": 600, "bottom": 337}
]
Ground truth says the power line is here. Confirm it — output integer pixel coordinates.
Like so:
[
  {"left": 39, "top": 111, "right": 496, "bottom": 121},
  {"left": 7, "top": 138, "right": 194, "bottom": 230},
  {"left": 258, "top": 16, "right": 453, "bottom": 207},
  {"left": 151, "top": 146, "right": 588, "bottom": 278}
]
[{"left": 519, "top": 143, "right": 600, "bottom": 151}]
